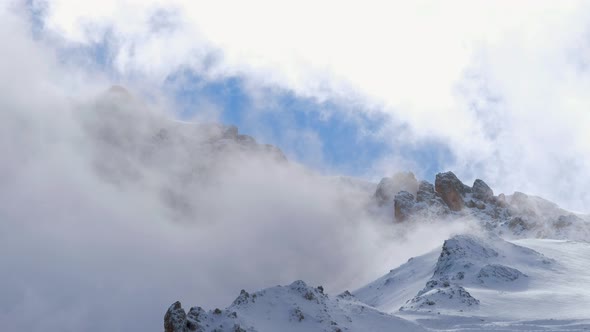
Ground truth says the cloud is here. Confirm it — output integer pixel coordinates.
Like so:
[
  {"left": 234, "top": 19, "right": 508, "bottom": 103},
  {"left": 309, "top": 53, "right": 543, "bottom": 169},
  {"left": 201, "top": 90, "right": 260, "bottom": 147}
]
[
  {"left": 1, "top": 2, "right": 590, "bottom": 330},
  {"left": 0, "top": 6, "right": 472, "bottom": 331},
  {"left": 25, "top": 0, "right": 590, "bottom": 211}
]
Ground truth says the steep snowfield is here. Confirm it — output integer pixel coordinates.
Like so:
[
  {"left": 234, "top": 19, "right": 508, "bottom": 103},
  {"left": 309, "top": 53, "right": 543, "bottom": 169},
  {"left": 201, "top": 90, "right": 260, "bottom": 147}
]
[
  {"left": 166, "top": 280, "right": 426, "bottom": 332},
  {"left": 353, "top": 234, "right": 590, "bottom": 331},
  {"left": 352, "top": 248, "right": 439, "bottom": 313},
  {"left": 355, "top": 234, "right": 552, "bottom": 314},
  {"left": 170, "top": 235, "right": 590, "bottom": 331},
  {"left": 487, "top": 239, "right": 590, "bottom": 320}
]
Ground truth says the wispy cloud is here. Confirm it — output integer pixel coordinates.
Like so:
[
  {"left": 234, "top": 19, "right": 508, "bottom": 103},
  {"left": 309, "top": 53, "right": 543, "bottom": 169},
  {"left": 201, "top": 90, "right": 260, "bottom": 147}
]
[
  {"left": 25, "top": 0, "right": 590, "bottom": 210},
  {"left": 0, "top": 6, "right": 471, "bottom": 331},
  {"left": 1, "top": 2, "right": 590, "bottom": 330}
]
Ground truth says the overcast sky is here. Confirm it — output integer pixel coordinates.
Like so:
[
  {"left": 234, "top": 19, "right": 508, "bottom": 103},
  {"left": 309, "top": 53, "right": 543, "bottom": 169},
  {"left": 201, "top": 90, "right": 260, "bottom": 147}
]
[{"left": 2, "top": 1, "right": 590, "bottom": 331}]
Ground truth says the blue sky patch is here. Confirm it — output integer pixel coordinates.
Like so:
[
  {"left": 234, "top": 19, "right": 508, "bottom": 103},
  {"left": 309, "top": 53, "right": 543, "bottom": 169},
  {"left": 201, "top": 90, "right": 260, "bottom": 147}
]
[{"left": 164, "top": 69, "right": 451, "bottom": 179}]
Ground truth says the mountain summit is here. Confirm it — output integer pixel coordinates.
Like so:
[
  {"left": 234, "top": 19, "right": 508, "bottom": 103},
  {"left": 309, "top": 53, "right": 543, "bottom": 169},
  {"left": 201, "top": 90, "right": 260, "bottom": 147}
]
[
  {"left": 166, "top": 234, "right": 590, "bottom": 331},
  {"left": 374, "top": 171, "right": 590, "bottom": 240}
]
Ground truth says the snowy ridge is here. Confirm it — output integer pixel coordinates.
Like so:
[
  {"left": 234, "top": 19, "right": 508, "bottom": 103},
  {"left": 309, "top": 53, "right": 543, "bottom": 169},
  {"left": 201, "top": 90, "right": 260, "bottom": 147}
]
[
  {"left": 351, "top": 248, "right": 439, "bottom": 313},
  {"left": 354, "top": 234, "right": 553, "bottom": 314},
  {"left": 167, "top": 236, "right": 590, "bottom": 331},
  {"left": 373, "top": 171, "right": 590, "bottom": 240},
  {"left": 164, "top": 280, "right": 426, "bottom": 332},
  {"left": 136, "top": 111, "right": 590, "bottom": 330},
  {"left": 353, "top": 234, "right": 590, "bottom": 330}
]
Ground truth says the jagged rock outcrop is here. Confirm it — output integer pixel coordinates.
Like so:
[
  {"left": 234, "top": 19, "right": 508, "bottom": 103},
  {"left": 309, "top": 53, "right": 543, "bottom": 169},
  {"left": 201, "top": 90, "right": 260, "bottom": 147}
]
[
  {"left": 414, "top": 180, "right": 450, "bottom": 216},
  {"left": 434, "top": 235, "right": 500, "bottom": 277},
  {"left": 472, "top": 179, "right": 494, "bottom": 202},
  {"left": 434, "top": 171, "right": 469, "bottom": 211},
  {"left": 400, "top": 282, "right": 479, "bottom": 312},
  {"left": 371, "top": 169, "right": 590, "bottom": 240},
  {"left": 353, "top": 233, "right": 566, "bottom": 318},
  {"left": 394, "top": 191, "right": 415, "bottom": 222},
  {"left": 431, "top": 234, "right": 549, "bottom": 285},
  {"left": 164, "top": 301, "right": 192, "bottom": 332},
  {"left": 395, "top": 234, "right": 549, "bottom": 313},
  {"left": 416, "top": 180, "right": 436, "bottom": 203},
  {"left": 374, "top": 172, "right": 419, "bottom": 206}
]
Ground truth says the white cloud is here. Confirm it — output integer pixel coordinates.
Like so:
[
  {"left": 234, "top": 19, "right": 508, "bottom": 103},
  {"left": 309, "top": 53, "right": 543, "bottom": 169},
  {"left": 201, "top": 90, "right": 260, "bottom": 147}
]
[
  {"left": 2, "top": 2, "right": 589, "bottom": 330},
  {"left": 28, "top": 0, "right": 590, "bottom": 210},
  {"left": 0, "top": 7, "right": 470, "bottom": 330}
]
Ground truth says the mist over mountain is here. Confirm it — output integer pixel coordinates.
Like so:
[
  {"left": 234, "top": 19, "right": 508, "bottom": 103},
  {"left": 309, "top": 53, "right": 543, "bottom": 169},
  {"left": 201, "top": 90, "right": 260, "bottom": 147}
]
[
  {"left": 1, "top": 85, "right": 473, "bottom": 331},
  {"left": 4, "top": 80, "right": 590, "bottom": 332},
  {"left": 3, "top": 2, "right": 590, "bottom": 332}
]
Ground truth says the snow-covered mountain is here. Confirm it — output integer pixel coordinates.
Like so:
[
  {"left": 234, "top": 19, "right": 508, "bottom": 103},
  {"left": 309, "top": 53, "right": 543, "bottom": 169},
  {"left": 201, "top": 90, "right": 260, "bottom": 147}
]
[
  {"left": 164, "top": 281, "right": 426, "bottom": 332},
  {"left": 373, "top": 171, "right": 590, "bottom": 240},
  {"left": 87, "top": 88, "right": 590, "bottom": 242},
  {"left": 89, "top": 88, "right": 589, "bottom": 331},
  {"left": 167, "top": 235, "right": 590, "bottom": 331},
  {"left": 159, "top": 165, "right": 590, "bottom": 331},
  {"left": 355, "top": 234, "right": 590, "bottom": 330}
]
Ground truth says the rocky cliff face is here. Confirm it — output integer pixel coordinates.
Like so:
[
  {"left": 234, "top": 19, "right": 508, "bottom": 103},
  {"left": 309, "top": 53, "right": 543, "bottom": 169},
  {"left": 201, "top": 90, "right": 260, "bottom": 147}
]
[
  {"left": 374, "top": 171, "right": 590, "bottom": 240},
  {"left": 434, "top": 171, "right": 470, "bottom": 211}
]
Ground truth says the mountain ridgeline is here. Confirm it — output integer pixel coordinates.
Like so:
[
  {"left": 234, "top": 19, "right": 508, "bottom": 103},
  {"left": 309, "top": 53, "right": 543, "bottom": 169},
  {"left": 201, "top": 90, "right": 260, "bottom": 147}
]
[
  {"left": 90, "top": 88, "right": 589, "bottom": 331},
  {"left": 161, "top": 164, "right": 590, "bottom": 331},
  {"left": 374, "top": 171, "right": 590, "bottom": 240}
]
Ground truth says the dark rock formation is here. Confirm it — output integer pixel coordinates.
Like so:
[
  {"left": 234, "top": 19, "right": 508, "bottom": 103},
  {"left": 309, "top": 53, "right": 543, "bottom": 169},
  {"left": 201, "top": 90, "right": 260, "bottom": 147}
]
[
  {"left": 371, "top": 170, "right": 589, "bottom": 240},
  {"left": 401, "top": 282, "right": 479, "bottom": 311},
  {"left": 466, "top": 199, "right": 486, "bottom": 210},
  {"left": 186, "top": 307, "right": 204, "bottom": 331},
  {"left": 472, "top": 179, "right": 493, "bottom": 202},
  {"left": 394, "top": 191, "right": 415, "bottom": 222},
  {"left": 434, "top": 172, "right": 469, "bottom": 211},
  {"left": 416, "top": 180, "right": 436, "bottom": 203},
  {"left": 164, "top": 301, "right": 191, "bottom": 332}
]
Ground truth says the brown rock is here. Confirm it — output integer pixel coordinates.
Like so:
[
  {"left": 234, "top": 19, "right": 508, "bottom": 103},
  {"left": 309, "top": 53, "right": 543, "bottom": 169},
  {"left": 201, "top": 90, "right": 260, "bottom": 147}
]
[
  {"left": 435, "top": 171, "right": 468, "bottom": 211},
  {"left": 164, "top": 301, "right": 188, "bottom": 332}
]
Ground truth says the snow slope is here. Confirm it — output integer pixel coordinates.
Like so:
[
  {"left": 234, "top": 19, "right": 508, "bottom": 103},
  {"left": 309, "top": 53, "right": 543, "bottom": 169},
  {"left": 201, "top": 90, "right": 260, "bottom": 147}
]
[
  {"left": 165, "top": 280, "right": 426, "bottom": 332},
  {"left": 351, "top": 248, "right": 439, "bottom": 313},
  {"left": 354, "top": 234, "right": 590, "bottom": 331},
  {"left": 169, "top": 235, "right": 590, "bottom": 331}
]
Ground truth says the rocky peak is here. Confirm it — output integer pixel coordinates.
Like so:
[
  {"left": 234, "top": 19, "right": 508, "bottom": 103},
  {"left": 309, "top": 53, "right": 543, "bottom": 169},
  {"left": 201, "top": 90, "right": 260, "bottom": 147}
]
[
  {"left": 394, "top": 191, "right": 415, "bottom": 222},
  {"left": 472, "top": 179, "right": 494, "bottom": 202},
  {"left": 434, "top": 235, "right": 500, "bottom": 277},
  {"left": 164, "top": 301, "right": 193, "bottom": 332},
  {"left": 416, "top": 180, "right": 436, "bottom": 203},
  {"left": 163, "top": 279, "right": 427, "bottom": 332},
  {"left": 434, "top": 171, "right": 470, "bottom": 211}
]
